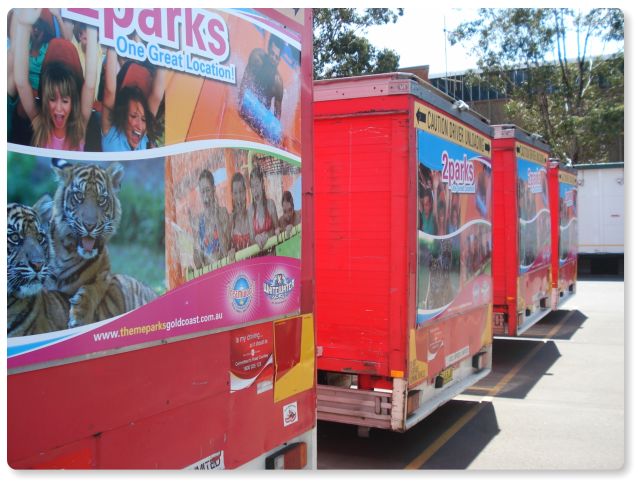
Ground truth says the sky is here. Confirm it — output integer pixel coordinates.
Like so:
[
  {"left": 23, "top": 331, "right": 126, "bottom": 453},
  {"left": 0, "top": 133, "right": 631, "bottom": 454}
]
[
  {"left": 365, "top": 6, "right": 626, "bottom": 78},
  {"left": 366, "top": 8, "right": 480, "bottom": 77}
]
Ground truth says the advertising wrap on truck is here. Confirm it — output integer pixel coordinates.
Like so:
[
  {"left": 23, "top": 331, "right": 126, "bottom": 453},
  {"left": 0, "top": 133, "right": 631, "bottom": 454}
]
[
  {"left": 8, "top": 7, "right": 303, "bottom": 368},
  {"left": 548, "top": 163, "right": 578, "bottom": 309},
  {"left": 7, "top": 7, "right": 315, "bottom": 469},
  {"left": 414, "top": 102, "right": 493, "bottom": 386},
  {"left": 558, "top": 170, "right": 578, "bottom": 267},
  {"left": 517, "top": 143, "right": 551, "bottom": 275},
  {"left": 516, "top": 142, "right": 552, "bottom": 317}
]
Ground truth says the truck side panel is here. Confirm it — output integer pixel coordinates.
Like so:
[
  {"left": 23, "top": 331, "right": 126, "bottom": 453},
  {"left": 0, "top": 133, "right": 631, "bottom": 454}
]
[
  {"left": 7, "top": 7, "right": 316, "bottom": 469},
  {"left": 549, "top": 164, "right": 578, "bottom": 308},
  {"left": 8, "top": 316, "right": 316, "bottom": 469}
]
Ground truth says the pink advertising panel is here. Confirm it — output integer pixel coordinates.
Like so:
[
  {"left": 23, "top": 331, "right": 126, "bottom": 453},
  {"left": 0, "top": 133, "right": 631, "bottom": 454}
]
[{"left": 7, "top": 8, "right": 303, "bottom": 371}]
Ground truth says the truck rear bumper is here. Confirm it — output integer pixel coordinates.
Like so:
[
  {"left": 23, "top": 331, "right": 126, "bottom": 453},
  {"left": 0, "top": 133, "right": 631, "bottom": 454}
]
[{"left": 317, "top": 348, "right": 492, "bottom": 433}]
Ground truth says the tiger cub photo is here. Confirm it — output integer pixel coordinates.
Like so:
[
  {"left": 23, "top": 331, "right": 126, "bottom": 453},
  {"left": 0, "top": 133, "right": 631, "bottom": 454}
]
[
  {"left": 7, "top": 200, "right": 158, "bottom": 337},
  {"left": 7, "top": 199, "right": 69, "bottom": 337},
  {"left": 7, "top": 158, "right": 159, "bottom": 337},
  {"left": 47, "top": 159, "right": 157, "bottom": 327}
]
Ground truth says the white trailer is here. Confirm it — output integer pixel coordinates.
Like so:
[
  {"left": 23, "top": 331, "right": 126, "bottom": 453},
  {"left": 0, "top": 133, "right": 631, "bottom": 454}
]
[{"left": 575, "top": 162, "right": 624, "bottom": 274}]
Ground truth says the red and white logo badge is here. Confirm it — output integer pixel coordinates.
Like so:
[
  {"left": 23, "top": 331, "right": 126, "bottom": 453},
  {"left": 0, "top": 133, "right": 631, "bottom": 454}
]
[{"left": 283, "top": 402, "right": 299, "bottom": 427}]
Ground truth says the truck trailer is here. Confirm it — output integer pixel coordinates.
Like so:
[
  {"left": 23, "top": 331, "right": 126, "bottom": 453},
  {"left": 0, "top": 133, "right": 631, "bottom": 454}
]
[
  {"left": 7, "top": 7, "right": 316, "bottom": 469},
  {"left": 313, "top": 73, "right": 493, "bottom": 434},
  {"left": 490, "top": 125, "right": 553, "bottom": 336},
  {"left": 574, "top": 162, "right": 624, "bottom": 276}
]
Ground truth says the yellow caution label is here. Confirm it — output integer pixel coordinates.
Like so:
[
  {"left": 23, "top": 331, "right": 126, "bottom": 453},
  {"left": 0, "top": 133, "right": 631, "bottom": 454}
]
[
  {"left": 559, "top": 171, "right": 577, "bottom": 185},
  {"left": 414, "top": 101, "right": 491, "bottom": 158},
  {"left": 516, "top": 142, "right": 547, "bottom": 166}
]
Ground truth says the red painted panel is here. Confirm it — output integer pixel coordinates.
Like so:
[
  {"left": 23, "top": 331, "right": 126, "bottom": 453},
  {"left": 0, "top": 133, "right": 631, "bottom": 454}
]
[
  {"left": 94, "top": 386, "right": 315, "bottom": 469},
  {"left": 10, "top": 438, "right": 96, "bottom": 469},
  {"left": 97, "top": 393, "right": 231, "bottom": 468},
  {"left": 314, "top": 101, "right": 409, "bottom": 377},
  {"left": 226, "top": 389, "right": 315, "bottom": 468},
  {"left": 274, "top": 317, "right": 303, "bottom": 380},
  {"left": 313, "top": 93, "right": 408, "bottom": 118},
  {"left": 8, "top": 333, "right": 230, "bottom": 464},
  {"left": 8, "top": 325, "right": 316, "bottom": 469},
  {"left": 491, "top": 138, "right": 520, "bottom": 331}
]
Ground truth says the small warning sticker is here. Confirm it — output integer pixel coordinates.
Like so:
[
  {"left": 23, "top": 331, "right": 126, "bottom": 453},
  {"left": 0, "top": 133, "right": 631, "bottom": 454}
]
[{"left": 283, "top": 401, "right": 299, "bottom": 427}]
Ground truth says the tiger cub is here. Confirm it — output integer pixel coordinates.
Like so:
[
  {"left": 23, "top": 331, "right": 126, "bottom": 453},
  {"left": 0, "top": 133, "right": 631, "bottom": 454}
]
[
  {"left": 7, "top": 200, "right": 157, "bottom": 337},
  {"left": 48, "top": 159, "right": 156, "bottom": 327},
  {"left": 7, "top": 200, "right": 69, "bottom": 337}
]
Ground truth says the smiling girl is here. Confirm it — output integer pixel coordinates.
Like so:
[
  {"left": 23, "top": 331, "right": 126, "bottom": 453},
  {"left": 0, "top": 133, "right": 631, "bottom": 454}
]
[
  {"left": 12, "top": 8, "right": 97, "bottom": 151},
  {"left": 101, "top": 48, "right": 165, "bottom": 152}
]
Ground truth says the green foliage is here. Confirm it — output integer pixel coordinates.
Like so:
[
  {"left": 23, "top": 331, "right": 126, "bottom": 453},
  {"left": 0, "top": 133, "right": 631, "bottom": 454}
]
[
  {"left": 110, "top": 242, "right": 166, "bottom": 295},
  {"left": 450, "top": 8, "right": 624, "bottom": 163},
  {"left": 111, "top": 181, "right": 165, "bottom": 252},
  {"left": 313, "top": 8, "right": 403, "bottom": 79},
  {"left": 7, "top": 153, "right": 57, "bottom": 206}
]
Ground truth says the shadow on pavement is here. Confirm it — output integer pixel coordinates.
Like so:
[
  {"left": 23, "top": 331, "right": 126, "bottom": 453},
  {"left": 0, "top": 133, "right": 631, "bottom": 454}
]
[
  {"left": 578, "top": 274, "right": 624, "bottom": 282},
  {"left": 420, "top": 400, "right": 499, "bottom": 469},
  {"left": 464, "top": 339, "right": 561, "bottom": 400},
  {"left": 317, "top": 399, "right": 499, "bottom": 470},
  {"left": 522, "top": 309, "right": 588, "bottom": 341}
]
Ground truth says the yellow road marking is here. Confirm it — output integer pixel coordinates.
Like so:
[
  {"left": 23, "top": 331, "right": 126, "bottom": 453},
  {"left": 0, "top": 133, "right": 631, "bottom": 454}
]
[
  {"left": 464, "top": 386, "right": 493, "bottom": 393},
  {"left": 404, "top": 406, "right": 483, "bottom": 469},
  {"left": 405, "top": 310, "right": 575, "bottom": 469}
]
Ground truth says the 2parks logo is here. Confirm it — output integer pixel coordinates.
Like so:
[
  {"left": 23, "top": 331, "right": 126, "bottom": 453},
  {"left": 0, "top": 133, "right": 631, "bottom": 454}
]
[{"left": 441, "top": 151, "right": 476, "bottom": 194}]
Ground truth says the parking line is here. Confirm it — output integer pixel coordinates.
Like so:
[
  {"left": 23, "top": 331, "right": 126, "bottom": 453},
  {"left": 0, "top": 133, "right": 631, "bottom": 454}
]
[
  {"left": 404, "top": 310, "right": 575, "bottom": 469},
  {"left": 404, "top": 405, "right": 485, "bottom": 470}
]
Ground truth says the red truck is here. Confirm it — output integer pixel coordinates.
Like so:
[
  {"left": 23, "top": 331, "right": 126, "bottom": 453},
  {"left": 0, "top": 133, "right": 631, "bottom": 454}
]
[
  {"left": 7, "top": 7, "right": 316, "bottom": 469},
  {"left": 313, "top": 73, "right": 493, "bottom": 434},
  {"left": 491, "top": 124, "right": 553, "bottom": 336}
]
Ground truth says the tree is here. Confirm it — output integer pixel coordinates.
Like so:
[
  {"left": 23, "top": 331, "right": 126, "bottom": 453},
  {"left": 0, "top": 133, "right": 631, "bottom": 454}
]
[
  {"left": 450, "top": 8, "right": 624, "bottom": 163},
  {"left": 313, "top": 8, "right": 403, "bottom": 80}
]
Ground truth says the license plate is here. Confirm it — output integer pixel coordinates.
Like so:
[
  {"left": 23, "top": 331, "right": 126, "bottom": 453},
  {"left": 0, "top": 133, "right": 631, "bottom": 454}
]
[{"left": 438, "top": 367, "right": 453, "bottom": 385}]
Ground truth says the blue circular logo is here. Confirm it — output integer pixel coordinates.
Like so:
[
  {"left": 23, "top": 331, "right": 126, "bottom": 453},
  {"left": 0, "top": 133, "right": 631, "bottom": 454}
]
[{"left": 230, "top": 275, "right": 253, "bottom": 312}]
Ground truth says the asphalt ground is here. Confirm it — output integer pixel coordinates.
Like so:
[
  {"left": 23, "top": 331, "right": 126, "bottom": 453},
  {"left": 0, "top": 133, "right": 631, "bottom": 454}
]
[{"left": 317, "top": 276, "right": 627, "bottom": 473}]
